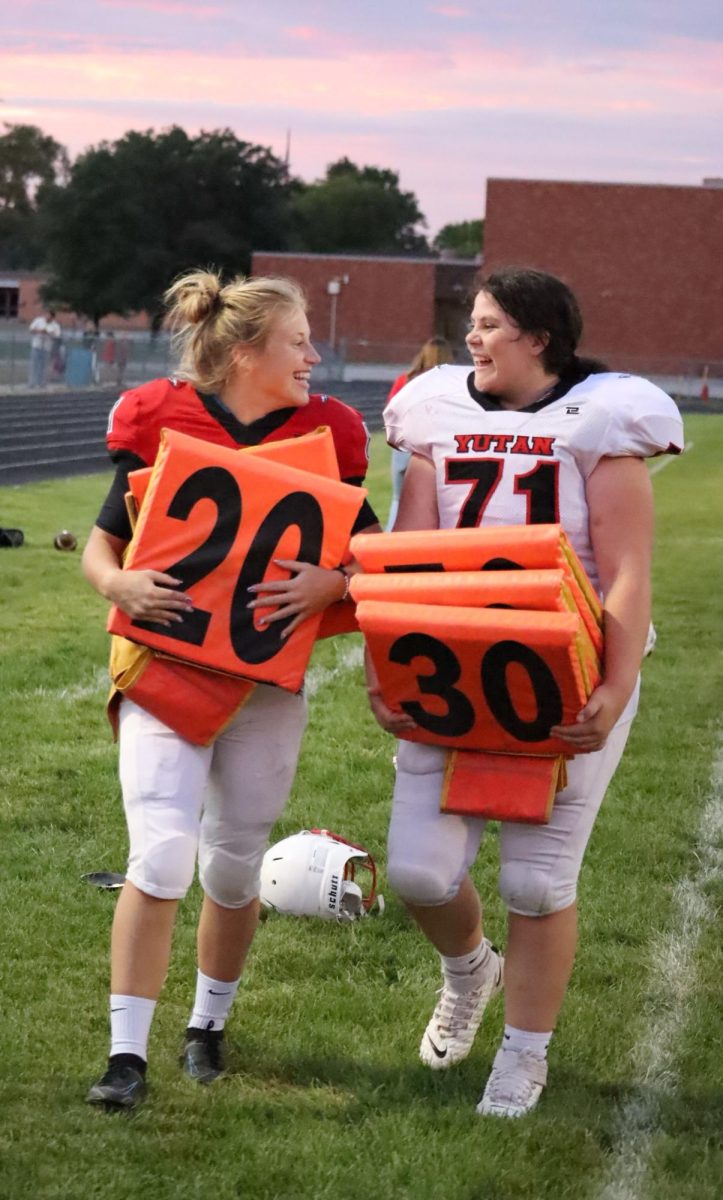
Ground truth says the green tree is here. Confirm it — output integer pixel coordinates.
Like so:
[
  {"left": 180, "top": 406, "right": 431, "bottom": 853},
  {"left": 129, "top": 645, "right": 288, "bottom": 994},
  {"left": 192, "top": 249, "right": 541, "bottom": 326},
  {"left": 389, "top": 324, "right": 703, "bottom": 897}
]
[
  {"left": 0, "top": 123, "right": 68, "bottom": 268},
  {"left": 433, "top": 218, "right": 484, "bottom": 259},
  {"left": 40, "top": 126, "right": 296, "bottom": 327},
  {"left": 293, "top": 157, "right": 428, "bottom": 254}
]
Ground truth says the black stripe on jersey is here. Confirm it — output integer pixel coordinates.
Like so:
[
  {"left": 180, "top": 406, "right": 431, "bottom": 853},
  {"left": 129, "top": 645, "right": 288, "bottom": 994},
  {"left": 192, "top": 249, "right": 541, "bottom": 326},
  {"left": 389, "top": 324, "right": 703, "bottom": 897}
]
[
  {"left": 198, "top": 391, "right": 299, "bottom": 445},
  {"left": 466, "top": 361, "right": 607, "bottom": 413},
  {"left": 95, "top": 449, "right": 146, "bottom": 541},
  {"left": 345, "top": 479, "right": 379, "bottom": 533}
]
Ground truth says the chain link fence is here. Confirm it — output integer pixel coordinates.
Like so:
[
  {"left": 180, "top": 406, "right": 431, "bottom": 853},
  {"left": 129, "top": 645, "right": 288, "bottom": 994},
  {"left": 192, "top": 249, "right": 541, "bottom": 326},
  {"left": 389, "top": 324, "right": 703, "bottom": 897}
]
[
  {"left": 1, "top": 325, "right": 720, "bottom": 404},
  {"left": 0, "top": 330, "right": 473, "bottom": 394},
  {"left": 0, "top": 328, "right": 173, "bottom": 393}
]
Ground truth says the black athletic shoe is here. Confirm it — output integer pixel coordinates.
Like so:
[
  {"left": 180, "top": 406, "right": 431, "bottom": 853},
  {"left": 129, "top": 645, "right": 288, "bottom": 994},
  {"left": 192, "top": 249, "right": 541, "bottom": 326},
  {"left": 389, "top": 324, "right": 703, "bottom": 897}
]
[
  {"left": 86, "top": 1054, "right": 147, "bottom": 1110},
  {"left": 181, "top": 1027, "right": 226, "bottom": 1084}
]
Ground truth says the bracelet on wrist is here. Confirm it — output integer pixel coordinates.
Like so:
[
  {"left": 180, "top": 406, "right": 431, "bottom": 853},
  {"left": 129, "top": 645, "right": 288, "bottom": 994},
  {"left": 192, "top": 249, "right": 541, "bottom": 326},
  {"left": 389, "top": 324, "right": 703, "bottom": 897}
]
[{"left": 334, "top": 565, "right": 351, "bottom": 601}]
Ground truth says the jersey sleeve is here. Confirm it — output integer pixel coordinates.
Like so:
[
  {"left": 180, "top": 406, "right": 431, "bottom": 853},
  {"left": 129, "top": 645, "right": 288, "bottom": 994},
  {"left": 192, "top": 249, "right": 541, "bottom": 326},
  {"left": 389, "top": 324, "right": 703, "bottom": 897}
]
[
  {"left": 95, "top": 450, "right": 146, "bottom": 540},
  {"left": 106, "top": 387, "right": 145, "bottom": 459},
  {"left": 610, "top": 376, "right": 684, "bottom": 458},
  {"left": 105, "top": 379, "right": 171, "bottom": 464},
  {"left": 324, "top": 397, "right": 371, "bottom": 480},
  {"left": 572, "top": 375, "right": 685, "bottom": 478},
  {"left": 384, "top": 366, "right": 463, "bottom": 459}
]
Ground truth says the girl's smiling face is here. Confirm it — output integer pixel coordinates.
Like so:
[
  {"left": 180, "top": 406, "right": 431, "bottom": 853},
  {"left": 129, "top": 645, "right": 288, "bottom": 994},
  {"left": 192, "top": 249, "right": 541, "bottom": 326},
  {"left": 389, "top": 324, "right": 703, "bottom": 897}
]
[
  {"left": 466, "top": 290, "right": 549, "bottom": 405},
  {"left": 238, "top": 305, "right": 321, "bottom": 410}
]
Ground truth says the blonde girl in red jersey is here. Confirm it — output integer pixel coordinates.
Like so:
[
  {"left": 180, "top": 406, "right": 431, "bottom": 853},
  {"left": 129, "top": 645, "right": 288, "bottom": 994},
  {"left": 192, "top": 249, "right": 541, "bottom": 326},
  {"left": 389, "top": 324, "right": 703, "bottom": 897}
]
[{"left": 83, "top": 270, "right": 379, "bottom": 1110}]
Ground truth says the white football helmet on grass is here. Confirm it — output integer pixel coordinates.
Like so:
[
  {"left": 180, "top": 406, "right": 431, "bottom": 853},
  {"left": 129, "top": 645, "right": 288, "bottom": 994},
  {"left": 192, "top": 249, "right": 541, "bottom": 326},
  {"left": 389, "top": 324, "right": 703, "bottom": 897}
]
[{"left": 260, "top": 829, "right": 380, "bottom": 923}]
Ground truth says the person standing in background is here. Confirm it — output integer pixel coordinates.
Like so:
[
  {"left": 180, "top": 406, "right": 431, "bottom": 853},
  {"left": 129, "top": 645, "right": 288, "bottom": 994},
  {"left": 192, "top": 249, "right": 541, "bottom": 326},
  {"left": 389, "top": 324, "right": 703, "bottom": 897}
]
[
  {"left": 384, "top": 336, "right": 454, "bottom": 529},
  {"left": 50, "top": 327, "right": 66, "bottom": 382},
  {"left": 115, "top": 335, "right": 130, "bottom": 389},
  {"left": 27, "top": 309, "right": 61, "bottom": 388},
  {"left": 82, "top": 325, "right": 100, "bottom": 383},
  {"left": 100, "top": 332, "right": 116, "bottom": 384}
]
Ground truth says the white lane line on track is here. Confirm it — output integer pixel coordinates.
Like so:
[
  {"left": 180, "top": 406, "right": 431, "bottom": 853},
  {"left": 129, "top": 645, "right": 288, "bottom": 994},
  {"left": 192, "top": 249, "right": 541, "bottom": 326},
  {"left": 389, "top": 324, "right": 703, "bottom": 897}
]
[
  {"left": 649, "top": 440, "right": 694, "bottom": 476},
  {"left": 596, "top": 737, "right": 723, "bottom": 1200}
]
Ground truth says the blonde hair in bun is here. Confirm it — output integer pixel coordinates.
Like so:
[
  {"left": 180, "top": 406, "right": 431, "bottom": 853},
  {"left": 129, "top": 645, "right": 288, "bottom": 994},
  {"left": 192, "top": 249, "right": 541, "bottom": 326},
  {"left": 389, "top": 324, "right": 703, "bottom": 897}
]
[{"left": 164, "top": 268, "right": 307, "bottom": 394}]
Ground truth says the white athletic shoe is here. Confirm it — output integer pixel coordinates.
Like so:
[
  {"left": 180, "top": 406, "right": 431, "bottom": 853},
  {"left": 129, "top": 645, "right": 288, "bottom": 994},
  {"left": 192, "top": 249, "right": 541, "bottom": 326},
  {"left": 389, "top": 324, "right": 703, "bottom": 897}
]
[
  {"left": 476, "top": 1047, "right": 548, "bottom": 1118},
  {"left": 419, "top": 943, "right": 504, "bottom": 1070}
]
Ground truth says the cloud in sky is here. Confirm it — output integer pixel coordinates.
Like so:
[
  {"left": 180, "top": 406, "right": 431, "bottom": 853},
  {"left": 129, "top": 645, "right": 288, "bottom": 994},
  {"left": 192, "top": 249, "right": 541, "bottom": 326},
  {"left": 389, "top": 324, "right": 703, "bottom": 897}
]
[{"left": 1, "top": 1, "right": 721, "bottom": 233}]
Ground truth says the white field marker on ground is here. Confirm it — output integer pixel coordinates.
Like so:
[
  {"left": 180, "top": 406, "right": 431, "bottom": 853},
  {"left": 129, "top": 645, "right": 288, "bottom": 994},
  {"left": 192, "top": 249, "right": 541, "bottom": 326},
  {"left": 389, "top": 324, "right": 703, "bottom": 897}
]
[
  {"left": 596, "top": 738, "right": 723, "bottom": 1200},
  {"left": 649, "top": 440, "right": 694, "bottom": 477},
  {"left": 306, "top": 640, "right": 364, "bottom": 696},
  {"left": 10, "top": 641, "right": 364, "bottom": 707},
  {"left": 7, "top": 666, "right": 109, "bottom": 704}
]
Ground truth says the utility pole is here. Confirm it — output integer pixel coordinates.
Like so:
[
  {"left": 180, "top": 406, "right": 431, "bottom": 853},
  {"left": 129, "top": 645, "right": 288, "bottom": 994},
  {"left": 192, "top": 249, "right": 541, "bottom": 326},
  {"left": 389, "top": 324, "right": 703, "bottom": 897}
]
[{"left": 327, "top": 278, "right": 341, "bottom": 351}]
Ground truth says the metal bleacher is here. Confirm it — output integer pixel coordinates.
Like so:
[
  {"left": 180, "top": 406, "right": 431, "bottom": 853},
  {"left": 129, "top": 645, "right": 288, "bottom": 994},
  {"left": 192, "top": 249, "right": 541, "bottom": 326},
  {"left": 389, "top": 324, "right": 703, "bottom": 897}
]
[{"left": 0, "top": 381, "right": 388, "bottom": 486}]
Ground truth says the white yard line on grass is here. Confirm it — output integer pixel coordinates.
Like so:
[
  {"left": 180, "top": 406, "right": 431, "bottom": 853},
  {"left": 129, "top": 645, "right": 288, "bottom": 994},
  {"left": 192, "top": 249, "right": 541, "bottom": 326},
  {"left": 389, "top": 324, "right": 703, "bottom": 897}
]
[
  {"left": 9, "top": 646, "right": 364, "bottom": 705},
  {"left": 7, "top": 665, "right": 109, "bottom": 703},
  {"left": 305, "top": 641, "right": 364, "bottom": 696},
  {"left": 649, "top": 440, "right": 694, "bottom": 476},
  {"left": 596, "top": 738, "right": 723, "bottom": 1200}
]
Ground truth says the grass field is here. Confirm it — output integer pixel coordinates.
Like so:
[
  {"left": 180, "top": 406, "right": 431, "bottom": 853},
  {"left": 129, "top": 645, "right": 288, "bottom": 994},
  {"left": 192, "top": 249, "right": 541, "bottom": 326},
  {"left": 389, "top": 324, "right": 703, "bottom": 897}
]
[{"left": 1, "top": 420, "right": 722, "bottom": 1200}]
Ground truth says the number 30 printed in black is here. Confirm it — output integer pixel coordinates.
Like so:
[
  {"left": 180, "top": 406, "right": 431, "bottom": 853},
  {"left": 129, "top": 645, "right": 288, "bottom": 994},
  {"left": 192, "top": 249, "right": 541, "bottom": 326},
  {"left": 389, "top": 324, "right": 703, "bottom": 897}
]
[{"left": 389, "top": 632, "right": 563, "bottom": 742}]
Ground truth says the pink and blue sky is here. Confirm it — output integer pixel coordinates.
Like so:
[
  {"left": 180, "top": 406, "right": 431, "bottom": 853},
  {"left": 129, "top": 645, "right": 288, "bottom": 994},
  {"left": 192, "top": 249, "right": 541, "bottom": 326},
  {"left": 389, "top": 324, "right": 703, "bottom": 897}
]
[{"left": 1, "top": 0, "right": 721, "bottom": 236}]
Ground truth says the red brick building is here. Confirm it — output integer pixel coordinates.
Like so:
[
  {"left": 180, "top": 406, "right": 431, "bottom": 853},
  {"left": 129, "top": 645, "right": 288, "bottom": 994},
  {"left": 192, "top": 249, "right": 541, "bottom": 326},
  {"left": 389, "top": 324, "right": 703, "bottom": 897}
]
[
  {"left": 8, "top": 180, "right": 721, "bottom": 380},
  {"left": 0, "top": 271, "right": 151, "bottom": 331},
  {"left": 251, "top": 251, "right": 477, "bottom": 364},
  {"left": 483, "top": 179, "right": 723, "bottom": 374}
]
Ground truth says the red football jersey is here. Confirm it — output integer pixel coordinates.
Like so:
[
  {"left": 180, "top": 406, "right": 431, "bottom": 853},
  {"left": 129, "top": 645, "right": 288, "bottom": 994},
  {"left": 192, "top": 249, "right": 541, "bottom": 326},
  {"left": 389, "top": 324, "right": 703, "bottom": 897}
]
[{"left": 106, "top": 378, "right": 370, "bottom": 479}]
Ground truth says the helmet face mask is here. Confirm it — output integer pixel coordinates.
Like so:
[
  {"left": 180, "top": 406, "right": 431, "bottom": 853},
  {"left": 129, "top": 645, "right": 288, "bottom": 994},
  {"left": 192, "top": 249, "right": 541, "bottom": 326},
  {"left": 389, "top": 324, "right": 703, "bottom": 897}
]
[{"left": 260, "top": 829, "right": 378, "bottom": 923}]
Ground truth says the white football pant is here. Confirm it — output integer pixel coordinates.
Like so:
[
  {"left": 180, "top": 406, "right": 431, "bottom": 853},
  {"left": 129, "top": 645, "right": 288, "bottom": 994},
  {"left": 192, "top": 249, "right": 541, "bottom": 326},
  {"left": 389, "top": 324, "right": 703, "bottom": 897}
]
[
  {"left": 118, "top": 686, "right": 307, "bottom": 908},
  {"left": 387, "top": 720, "right": 632, "bottom": 916}
]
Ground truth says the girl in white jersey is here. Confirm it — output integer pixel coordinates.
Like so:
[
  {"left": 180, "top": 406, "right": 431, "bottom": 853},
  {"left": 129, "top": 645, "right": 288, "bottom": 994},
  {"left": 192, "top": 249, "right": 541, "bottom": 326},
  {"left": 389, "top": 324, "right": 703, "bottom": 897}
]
[{"left": 368, "top": 267, "right": 683, "bottom": 1118}]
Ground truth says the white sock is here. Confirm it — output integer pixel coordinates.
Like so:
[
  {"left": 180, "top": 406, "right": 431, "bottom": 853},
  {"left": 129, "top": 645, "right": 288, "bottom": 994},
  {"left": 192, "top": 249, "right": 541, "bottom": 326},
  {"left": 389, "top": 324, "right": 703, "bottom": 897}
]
[
  {"left": 109, "top": 994, "right": 156, "bottom": 1061},
  {"left": 502, "top": 1024, "right": 552, "bottom": 1060},
  {"left": 441, "top": 937, "right": 491, "bottom": 994},
  {"left": 187, "top": 970, "right": 241, "bottom": 1032}
]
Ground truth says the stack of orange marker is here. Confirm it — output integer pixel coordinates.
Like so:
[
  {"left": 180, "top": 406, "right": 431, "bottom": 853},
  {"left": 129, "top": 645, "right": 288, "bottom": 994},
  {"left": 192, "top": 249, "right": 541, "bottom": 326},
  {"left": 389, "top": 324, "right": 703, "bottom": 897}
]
[{"left": 350, "top": 527, "right": 603, "bottom": 823}]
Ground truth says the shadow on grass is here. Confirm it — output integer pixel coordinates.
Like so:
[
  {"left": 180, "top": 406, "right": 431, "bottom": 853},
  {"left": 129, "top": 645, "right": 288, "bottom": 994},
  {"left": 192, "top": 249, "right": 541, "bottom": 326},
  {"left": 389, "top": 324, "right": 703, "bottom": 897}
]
[
  {"left": 224, "top": 1036, "right": 481, "bottom": 1112},
  {"left": 222, "top": 1040, "right": 723, "bottom": 1141}
]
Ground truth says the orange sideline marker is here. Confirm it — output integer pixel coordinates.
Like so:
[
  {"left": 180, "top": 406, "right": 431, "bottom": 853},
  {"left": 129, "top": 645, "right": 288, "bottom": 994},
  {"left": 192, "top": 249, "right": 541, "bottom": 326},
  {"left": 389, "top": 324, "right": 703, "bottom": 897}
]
[
  {"left": 351, "top": 568, "right": 600, "bottom": 690},
  {"left": 358, "top": 599, "right": 597, "bottom": 756},
  {"left": 110, "top": 427, "right": 361, "bottom": 742},
  {"left": 353, "top": 526, "right": 603, "bottom": 824},
  {"left": 125, "top": 426, "right": 356, "bottom": 643},
  {"left": 107, "top": 637, "right": 254, "bottom": 746},
  {"left": 351, "top": 525, "right": 602, "bottom": 646},
  {"left": 109, "top": 427, "right": 364, "bottom": 691},
  {"left": 441, "top": 749, "right": 568, "bottom": 824},
  {"left": 126, "top": 425, "right": 341, "bottom": 518}
]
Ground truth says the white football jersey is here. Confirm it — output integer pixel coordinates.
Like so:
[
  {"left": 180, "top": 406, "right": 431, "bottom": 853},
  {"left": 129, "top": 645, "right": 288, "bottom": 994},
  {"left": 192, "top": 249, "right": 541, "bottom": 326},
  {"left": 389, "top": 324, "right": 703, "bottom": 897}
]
[{"left": 385, "top": 366, "right": 684, "bottom": 594}]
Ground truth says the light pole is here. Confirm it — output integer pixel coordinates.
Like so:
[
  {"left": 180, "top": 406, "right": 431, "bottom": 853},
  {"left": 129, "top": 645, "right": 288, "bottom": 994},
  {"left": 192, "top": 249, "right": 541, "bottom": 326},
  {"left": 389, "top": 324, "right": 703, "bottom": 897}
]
[{"left": 327, "top": 278, "right": 341, "bottom": 352}]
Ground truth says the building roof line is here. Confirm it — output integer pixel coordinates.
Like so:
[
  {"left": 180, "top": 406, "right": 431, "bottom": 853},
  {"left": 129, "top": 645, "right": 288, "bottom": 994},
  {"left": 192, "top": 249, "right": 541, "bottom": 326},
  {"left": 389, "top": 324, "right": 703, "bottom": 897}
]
[
  {"left": 487, "top": 176, "right": 721, "bottom": 194},
  {"left": 253, "top": 251, "right": 476, "bottom": 266}
]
